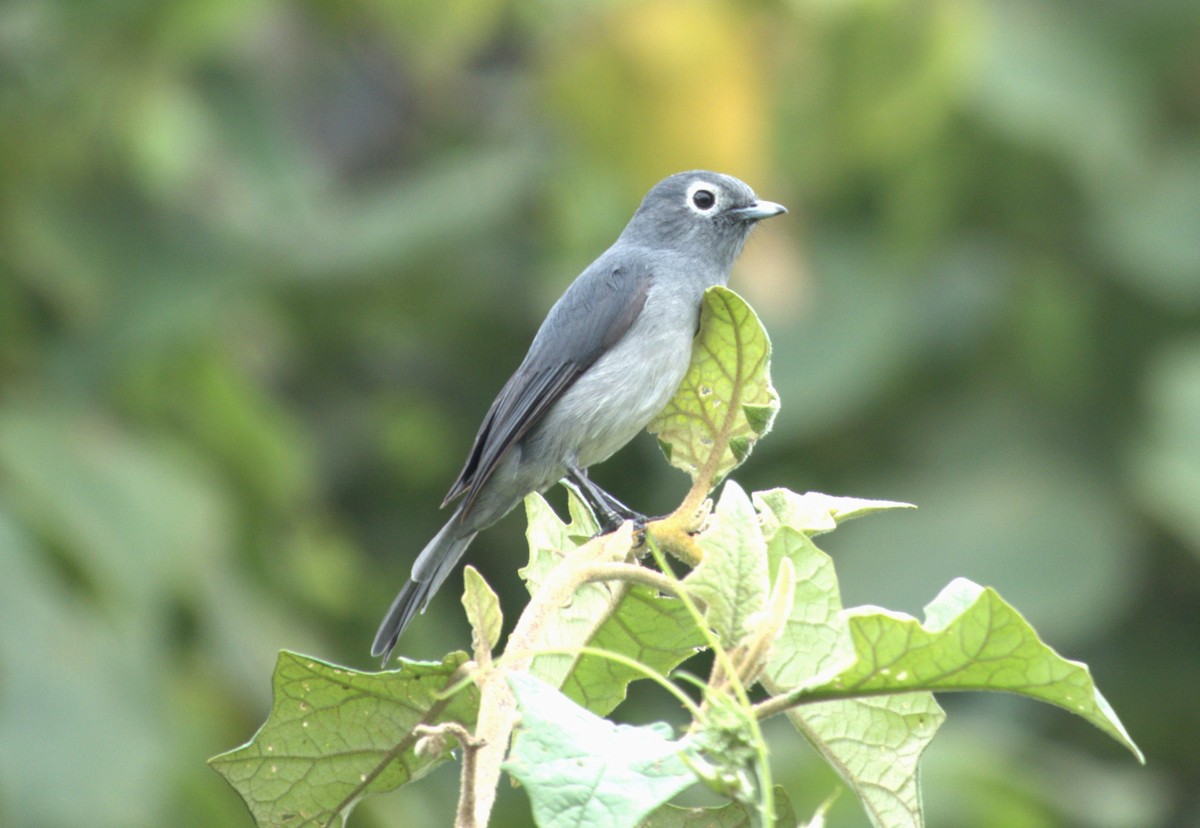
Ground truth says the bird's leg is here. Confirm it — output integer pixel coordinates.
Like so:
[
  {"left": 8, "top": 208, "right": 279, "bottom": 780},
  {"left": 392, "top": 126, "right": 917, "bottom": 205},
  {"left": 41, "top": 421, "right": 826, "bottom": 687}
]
[
  {"left": 563, "top": 468, "right": 625, "bottom": 533},
  {"left": 565, "top": 468, "right": 647, "bottom": 534}
]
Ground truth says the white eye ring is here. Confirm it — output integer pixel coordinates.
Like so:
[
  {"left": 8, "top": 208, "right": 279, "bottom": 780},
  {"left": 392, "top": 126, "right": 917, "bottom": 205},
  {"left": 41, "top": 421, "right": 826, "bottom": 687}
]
[{"left": 686, "top": 182, "right": 719, "bottom": 213}]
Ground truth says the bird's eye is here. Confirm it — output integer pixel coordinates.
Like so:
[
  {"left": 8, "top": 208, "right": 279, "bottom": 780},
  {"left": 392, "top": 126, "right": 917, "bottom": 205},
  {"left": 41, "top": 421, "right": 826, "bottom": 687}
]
[{"left": 691, "top": 189, "right": 716, "bottom": 210}]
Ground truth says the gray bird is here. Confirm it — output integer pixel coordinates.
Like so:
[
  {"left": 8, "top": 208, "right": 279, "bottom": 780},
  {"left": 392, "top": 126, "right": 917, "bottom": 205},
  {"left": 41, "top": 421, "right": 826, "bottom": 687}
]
[{"left": 372, "top": 170, "right": 785, "bottom": 663}]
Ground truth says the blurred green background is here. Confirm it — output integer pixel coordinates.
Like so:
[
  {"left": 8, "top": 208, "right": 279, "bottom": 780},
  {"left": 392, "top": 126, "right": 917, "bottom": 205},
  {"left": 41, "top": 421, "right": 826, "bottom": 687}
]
[{"left": 1, "top": 0, "right": 1197, "bottom": 825}]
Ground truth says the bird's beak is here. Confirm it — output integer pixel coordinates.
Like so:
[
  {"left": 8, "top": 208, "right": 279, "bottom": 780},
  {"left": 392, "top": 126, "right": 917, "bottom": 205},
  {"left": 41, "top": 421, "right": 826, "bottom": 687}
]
[{"left": 730, "top": 200, "right": 787, "bottom": 222}]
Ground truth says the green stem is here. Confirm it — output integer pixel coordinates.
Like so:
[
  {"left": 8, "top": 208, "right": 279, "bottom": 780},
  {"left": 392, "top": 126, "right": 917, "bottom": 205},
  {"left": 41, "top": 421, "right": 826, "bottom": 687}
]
[
  {"left": 533, "top": 645, "right": 704, "bottom": 720},
  {"left": 644, "top": 537, "right": 776, "bottom": 828}
]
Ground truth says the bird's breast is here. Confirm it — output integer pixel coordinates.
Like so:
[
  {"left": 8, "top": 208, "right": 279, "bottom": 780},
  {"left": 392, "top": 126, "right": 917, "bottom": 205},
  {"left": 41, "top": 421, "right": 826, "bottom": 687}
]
[{"left": 541, "top": 287, "right": 701, "bottom": 469}]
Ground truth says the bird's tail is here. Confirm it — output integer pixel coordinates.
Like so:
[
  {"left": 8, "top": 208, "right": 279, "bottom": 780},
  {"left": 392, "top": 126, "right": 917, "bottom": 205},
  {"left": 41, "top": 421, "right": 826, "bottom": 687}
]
[{"left": 371, "top": 513, "right": 478, "bottom": 664}]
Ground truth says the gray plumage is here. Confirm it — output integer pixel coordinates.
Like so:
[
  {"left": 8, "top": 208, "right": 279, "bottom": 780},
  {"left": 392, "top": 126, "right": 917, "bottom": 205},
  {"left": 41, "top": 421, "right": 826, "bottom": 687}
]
[{"left": 372, "top": 170, "right": 785, "bottom": 662}]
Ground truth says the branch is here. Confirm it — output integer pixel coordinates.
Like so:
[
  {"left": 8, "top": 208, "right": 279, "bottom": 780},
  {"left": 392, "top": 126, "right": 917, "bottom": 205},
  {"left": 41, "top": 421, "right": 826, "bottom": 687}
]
[
  {"left": 467, "top": 524, "right": 637, "bottom": 826},
  {"left": 415, "top": 723, "right": 484, "bottom": 828},
  {"left": 577, "top": 562, "right": 682, "bottom": 596},
  {"left": 644, "top": 496, "right": 710, "bottom": 565}
]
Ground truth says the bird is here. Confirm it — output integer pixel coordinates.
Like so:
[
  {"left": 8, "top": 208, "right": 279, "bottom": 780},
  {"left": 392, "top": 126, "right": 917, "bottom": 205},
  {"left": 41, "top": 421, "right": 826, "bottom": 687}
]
[{"left": 372, "top": 170, "right": 786, "bottom": 663}]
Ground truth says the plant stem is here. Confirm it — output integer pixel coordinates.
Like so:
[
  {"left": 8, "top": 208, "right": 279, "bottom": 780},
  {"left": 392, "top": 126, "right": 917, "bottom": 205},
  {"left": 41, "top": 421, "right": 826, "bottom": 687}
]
[
  {"left": 466, "top": 524, "right": 636, "bottom": 826},
  {"left": 415, "top": 723, "right": 483, "bottom": 828}
]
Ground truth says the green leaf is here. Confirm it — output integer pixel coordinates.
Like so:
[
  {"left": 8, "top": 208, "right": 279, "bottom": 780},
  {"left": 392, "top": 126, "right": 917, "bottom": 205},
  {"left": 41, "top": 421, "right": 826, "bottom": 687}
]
[
  {"left": 684, "top": 687, "right": 760, "bottom": 804},
  {"left": 799, "top": 578, "right": 1145, "bottom": 762},
  {"left": 519, "top": 491, "right": 632, "bottom": 688},
  {"left": 776, "top": 693, "right": 942, "bottom": 828},
  {"left": 753, "top": 488, "right": 914, "bottom": 539},
  {"left": 521, "top": 489, "right": 701, "bottom": 714},
  {"left": 741, "top": 402, "right": 776, "bottom": 436},
  {"left": 566, "top": 483, "right": 603, "bottom": 538},
  {"left": 759, "top": 524, "right": 853, "bottom": 685},
  {"left": 756, "top": 490, "right": 943, "bottom": 828},
  {"left": 684, "top": 481, "right": 770, "bottom": 647},
  {"left": 461, "top": 565, "right": 503, "bottom": 658},
  {"left": 210, "top": 651, "right": 479, "bottom": 828},
  {"left": 561, "top": 584, "right": 705, "bottom": 716},
  {"left": 504, "top": 673, "right": 699, "bottom": 828},
  {"left": 648, "top": 286, "right": 779, "bottom": 487},
  {"left": 519, "top": 489, "right": 597, "bottom": 595},
  {"left": 639, "top": 786, "right": 798, "bottom": 827}
]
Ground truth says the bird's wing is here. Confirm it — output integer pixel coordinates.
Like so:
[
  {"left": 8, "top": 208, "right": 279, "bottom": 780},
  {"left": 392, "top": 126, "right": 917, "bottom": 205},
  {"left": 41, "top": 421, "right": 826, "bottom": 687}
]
[{"left": 443, "top": 258, "right": 654, "bottom": 512}]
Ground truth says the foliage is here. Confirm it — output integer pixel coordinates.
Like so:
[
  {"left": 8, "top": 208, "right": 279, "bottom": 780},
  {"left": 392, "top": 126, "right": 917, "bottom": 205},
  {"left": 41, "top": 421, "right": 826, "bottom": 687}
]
[
  {"left": 648, "top": 286, "right": 778, "bottom": 488},
  {"left": 213, "top": 288, "right": 1141, "bottom": 827},
  {"left": 210, "top": 652, "right": 480, "bottom": 826},
  {"left": 1, "top": 1, "right": 1196, "bottom": 825}
]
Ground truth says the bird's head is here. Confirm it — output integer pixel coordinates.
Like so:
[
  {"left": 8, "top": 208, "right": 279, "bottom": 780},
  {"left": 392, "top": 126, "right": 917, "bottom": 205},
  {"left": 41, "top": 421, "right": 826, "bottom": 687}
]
[{"left": 620, "top": 170, "right": 786, "bottom": 267}]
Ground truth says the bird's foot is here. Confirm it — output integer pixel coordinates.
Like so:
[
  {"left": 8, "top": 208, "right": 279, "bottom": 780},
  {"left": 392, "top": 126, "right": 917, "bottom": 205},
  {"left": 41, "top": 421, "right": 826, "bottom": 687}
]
[{"left": 595, "top": 501, "right": 650, "bottom": 534}]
